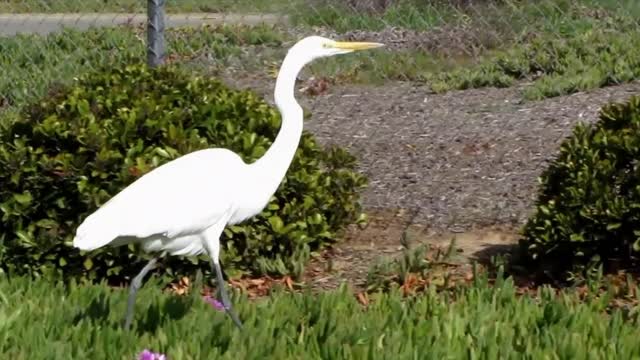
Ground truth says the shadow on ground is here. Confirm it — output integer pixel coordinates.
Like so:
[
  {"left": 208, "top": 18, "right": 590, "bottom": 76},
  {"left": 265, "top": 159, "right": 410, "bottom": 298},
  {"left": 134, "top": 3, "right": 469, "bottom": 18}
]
[{"left": 72, "top": 292, "right": 193, "bottom": 334}]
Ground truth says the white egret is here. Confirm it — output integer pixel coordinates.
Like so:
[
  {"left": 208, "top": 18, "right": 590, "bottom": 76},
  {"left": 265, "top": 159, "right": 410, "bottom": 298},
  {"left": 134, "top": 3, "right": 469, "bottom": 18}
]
[{"left": 72, "top": 36, "right": 384, "bottom": 330}]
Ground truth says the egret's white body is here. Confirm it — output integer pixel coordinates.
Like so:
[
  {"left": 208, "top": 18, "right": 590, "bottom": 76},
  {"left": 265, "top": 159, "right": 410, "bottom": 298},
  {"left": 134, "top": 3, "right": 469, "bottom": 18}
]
[
  {"left": 72, "top": 36, "right": 383, "bottom": 330},
  {"left": 75, "top": 149, "right": 264, "bottom": 258}
]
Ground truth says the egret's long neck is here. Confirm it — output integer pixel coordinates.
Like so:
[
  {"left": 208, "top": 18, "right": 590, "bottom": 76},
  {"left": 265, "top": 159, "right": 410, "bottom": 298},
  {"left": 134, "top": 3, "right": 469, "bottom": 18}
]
[{"left": 252, "top": 51, "right": 307, "bottom": 195}]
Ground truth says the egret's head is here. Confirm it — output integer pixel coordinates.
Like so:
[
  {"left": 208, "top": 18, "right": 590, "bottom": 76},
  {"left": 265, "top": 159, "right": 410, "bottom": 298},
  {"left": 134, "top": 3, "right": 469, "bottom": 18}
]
[{"left": 289, "top": 36, "right": 384, "bottom": 61}]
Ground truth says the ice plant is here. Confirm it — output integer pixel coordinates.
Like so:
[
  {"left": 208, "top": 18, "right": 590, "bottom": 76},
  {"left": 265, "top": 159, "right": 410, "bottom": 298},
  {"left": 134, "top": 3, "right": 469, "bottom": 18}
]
[
  {"left": 203, "top": 295, "right": 225, "bottom": 311},
  {"left": 138, "top": 349, "right": 166, "bottom": 360}
]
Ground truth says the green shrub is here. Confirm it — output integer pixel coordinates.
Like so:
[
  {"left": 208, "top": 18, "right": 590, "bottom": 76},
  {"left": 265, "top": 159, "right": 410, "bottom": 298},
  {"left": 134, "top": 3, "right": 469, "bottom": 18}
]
[
  {"left": 0, "top": 63, "right": 367, "bottom": 282},
  {"left": 521, "top": 96, "right": 640, "bottom": 278}
]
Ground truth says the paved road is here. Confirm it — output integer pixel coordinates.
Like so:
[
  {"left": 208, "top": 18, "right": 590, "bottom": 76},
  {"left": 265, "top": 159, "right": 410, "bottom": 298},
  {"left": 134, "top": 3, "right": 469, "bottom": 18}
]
[{"left": 0, "top": 13, "right": 288, "bottom": 36}]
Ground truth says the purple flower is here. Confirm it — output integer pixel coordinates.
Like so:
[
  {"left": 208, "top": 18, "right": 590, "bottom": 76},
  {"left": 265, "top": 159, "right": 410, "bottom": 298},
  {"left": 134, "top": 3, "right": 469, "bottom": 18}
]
[
  {"left": 203, "top": 295, "right": 225, "bottom": 311},
  {"left": 138, "top": 349, "right": 166, "bottom": 360}
]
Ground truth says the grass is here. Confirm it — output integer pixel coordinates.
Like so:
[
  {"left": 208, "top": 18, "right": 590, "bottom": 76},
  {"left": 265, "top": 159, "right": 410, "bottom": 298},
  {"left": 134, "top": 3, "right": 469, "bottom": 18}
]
[
  {"left": 305, "top": 0, "right": 640, "bottom": 99},
  {"left": 428, "top": 28, "right": 640, "bottom": 100},
  {"left": 305, "top": 49, "right": 483, "bottom": 86},
  {"left": 0, "top": 23, "right": 461, "bottom": 109},
  {"left": 291, "top": 0, "right": 640, "bottom": 32},
  {"left": 292, "top": 1, "right": 457, "bottom": 32},
  {"left": 4, "top": 0, "right": 640, "bottom": 32},
  {"left": 2, "top": 1, "right": 640, "bottom": 112},
  {"left": 299, "top": 0, "right": 640, "bottom": 99},
  {"left": 0, "top": 0, "right": 301, "bottom": 13},
  {"left": 3, "top": 270, "right": 640, "bottom": 359},
  {"left": 0, "top": 24, "right": 289, "bottom": 109}
]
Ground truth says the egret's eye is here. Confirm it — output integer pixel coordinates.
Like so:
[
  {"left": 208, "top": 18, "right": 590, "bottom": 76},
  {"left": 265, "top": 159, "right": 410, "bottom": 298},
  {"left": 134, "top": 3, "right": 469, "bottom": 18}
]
[{"left": 322, "top": 43, "right": 331, "bottom": 48}]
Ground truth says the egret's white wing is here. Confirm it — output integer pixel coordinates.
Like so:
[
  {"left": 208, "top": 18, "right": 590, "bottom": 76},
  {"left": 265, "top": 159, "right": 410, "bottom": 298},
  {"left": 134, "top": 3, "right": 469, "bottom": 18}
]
[{"left": 73, "top": 148, "right": 246, "bottom": 251}]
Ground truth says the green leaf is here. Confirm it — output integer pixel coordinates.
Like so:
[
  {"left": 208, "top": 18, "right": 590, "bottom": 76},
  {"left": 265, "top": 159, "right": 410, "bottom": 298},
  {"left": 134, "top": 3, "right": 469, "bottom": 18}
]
[
  {"left": 83, "top": 258, "right": 93, "bottom": 270},
  {"left": 606, "top": 223, "right": 622, "bottom": 230},
  {"left": 155, "top": 147, "right": 171, "bottom": 159},
  {"left": 13, "top": 192, "right": 32, "bottom": 205},
  {"left": 268, "top": 216, "right": 284, "bottom": 234}
]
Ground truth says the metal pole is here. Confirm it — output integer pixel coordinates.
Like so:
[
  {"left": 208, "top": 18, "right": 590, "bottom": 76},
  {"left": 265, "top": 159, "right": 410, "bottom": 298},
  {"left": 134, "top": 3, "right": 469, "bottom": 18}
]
[{"left": 147, "top": 0, "right": 165, "bottom": 67}]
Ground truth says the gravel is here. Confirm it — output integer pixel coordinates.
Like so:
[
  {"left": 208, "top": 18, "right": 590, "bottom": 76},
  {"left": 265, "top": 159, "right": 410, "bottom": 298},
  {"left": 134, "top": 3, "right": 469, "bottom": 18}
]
[
  {"left": 213, "top": 21, "right": 640, "bottom": 233},
  {"left": 303, "top": 81, "right": 640, "bottom": 231},
  {"left": 223, "top": 74, "right": 640, "bottom": 232}
]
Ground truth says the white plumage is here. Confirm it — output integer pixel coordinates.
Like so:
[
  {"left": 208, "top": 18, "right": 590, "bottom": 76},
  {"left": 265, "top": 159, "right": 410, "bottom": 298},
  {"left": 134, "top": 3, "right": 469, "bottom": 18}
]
[
  {"left": 72, "top": 36, "right": 384, "bottom": 330},
  {"left": 74, "top": 149, "right": 249, "bottom": 257}
]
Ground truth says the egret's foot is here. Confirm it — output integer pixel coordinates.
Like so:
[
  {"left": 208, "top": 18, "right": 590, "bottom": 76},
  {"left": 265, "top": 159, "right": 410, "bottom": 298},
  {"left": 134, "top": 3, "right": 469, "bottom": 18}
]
[
  {"left": 211, "top": 260, "right": 244, "bottom": 330},
  {"left": 220, "top": 291, "right": 243, "bottom": 330}
]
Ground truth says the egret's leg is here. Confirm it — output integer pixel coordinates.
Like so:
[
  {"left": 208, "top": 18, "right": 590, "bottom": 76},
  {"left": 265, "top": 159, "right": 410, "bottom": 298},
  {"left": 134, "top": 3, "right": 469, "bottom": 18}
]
[
  {"left": 211, "top": 259, "right": 243, "bottom": 329},
  {"left": 124, "top": 256, "right": 159, "bottom": 331}
]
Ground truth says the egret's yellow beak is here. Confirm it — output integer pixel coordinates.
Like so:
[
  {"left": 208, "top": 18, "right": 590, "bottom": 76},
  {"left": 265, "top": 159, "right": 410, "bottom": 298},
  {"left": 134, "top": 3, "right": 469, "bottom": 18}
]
[{"left": 332, "top": 41, "right": 385, "bottom": 51}]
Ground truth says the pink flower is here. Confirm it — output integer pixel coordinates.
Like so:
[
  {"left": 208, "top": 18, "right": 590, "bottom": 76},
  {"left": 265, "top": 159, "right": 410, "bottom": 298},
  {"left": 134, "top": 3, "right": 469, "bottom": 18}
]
[
  {"left": 138, "top": 349, "right": 166, "bottom": 360},
  {"left": 203, "top": 295, "right": 225, "bottom": 311}
]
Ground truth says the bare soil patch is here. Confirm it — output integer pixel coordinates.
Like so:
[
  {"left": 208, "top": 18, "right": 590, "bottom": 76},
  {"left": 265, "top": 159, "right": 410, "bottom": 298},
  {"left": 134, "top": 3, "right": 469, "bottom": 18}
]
[{"left": 300, "top": 209, "right": 519, "bottom": 292}]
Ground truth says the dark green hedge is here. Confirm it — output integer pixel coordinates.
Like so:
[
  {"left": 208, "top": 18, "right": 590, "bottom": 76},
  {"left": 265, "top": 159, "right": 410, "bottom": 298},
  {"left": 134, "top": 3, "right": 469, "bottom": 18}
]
[
  {"left": 0, "top": 63, "right": 367, "bottom": 282},
  {"left": 521, "top": 95, "right": 640, "bottom": 277}
]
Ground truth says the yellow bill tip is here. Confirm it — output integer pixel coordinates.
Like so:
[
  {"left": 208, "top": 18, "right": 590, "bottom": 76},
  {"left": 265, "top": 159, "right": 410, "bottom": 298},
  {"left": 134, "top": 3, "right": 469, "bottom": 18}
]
[{"left": 333, "top": 41, "right": 385, "bottom": 51}]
